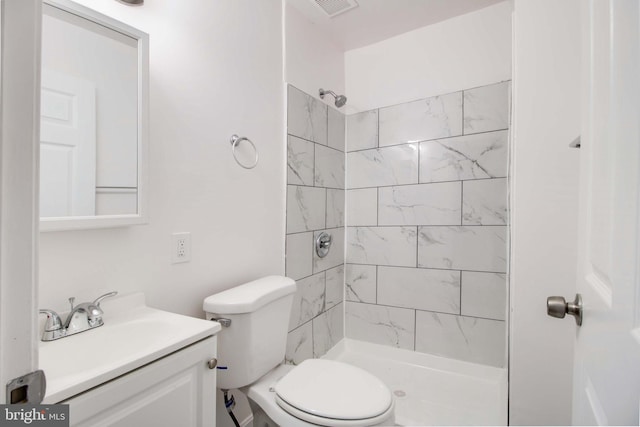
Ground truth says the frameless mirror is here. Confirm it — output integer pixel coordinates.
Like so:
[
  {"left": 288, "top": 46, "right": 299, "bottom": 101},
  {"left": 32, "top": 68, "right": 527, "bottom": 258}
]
[{"left": 40, "top": 0, "right": 148, "bottom": 231}]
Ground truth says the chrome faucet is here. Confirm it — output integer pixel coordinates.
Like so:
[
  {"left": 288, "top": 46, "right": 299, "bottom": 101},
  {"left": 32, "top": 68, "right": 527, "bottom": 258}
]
[{"left": 39, "top": 291, "right": 117, "bottom": 341}]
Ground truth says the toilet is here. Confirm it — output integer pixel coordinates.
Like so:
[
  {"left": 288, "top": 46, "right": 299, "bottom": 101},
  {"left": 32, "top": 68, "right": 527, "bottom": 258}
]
[{"left": 203, "top": 276, "right": 395, "bottom": 427}]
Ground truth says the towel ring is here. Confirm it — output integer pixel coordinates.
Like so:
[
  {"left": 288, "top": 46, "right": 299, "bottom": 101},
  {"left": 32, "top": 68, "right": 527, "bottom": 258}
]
[{"left": 230, "top": 134, "right": 259, "bottom": 169}]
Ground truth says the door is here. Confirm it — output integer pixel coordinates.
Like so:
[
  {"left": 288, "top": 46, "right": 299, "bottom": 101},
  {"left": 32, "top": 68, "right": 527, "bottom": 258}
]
[
  {"left": 40, "top": 69, "right": 96, "bottom": 217},
  {"left": 0, "top": 0, "right": 42, "bottom": 404},
  {"left": 572, "top": 0, "right": 640, "bottom": 424}
]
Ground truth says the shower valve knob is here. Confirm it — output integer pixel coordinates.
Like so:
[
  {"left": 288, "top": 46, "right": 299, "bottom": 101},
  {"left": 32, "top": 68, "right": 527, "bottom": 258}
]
[{"left": 315, "top": 232, "right": 332, "bottom": 258}]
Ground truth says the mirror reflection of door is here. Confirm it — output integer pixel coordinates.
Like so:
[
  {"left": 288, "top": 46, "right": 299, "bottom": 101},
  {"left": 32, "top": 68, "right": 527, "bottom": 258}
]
[
  {"left": 40, "top": 3, "right": 139, "bottom": 220},
  {"left": 40, "top": 70, "right": 96, "bottom": 217}
]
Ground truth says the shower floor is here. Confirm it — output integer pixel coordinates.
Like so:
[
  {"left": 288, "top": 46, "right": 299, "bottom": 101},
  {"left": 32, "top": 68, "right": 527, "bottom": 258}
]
[{"left": 324, "top": 339, "right": 507, "bottom": 426}]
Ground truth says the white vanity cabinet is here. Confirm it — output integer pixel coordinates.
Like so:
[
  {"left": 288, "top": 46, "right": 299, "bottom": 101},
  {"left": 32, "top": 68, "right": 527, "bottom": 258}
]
[{"left": 61, "top": 336, "right": 216, "bottom": 427}]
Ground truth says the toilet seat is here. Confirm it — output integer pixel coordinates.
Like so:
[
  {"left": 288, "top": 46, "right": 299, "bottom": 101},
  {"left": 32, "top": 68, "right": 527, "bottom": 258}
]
[{"left": 274, "top": 359, "right": 394, "bottom": 427}]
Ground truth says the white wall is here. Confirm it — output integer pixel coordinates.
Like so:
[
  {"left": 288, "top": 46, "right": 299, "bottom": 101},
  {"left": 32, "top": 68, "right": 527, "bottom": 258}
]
[
  {"left": 344, "top": 1, "right": 512, "bottom": 113},
  {"left": 284, "top": 3, "right": 345, "bottom": 107},
  {"left": 509, "top": 0, "right": 580, "bottom": 424},
  {"left": 39, "top": 0, "right": 286, "bottom": 318}
]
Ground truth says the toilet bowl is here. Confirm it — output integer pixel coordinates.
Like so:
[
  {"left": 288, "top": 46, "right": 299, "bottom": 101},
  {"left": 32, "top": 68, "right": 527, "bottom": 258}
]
[
  {"left": 203, "top": 276, "right": 395, "bottom": 427},
  {"left": 245, "top": 360, "right": 394, "bottom": 427}
]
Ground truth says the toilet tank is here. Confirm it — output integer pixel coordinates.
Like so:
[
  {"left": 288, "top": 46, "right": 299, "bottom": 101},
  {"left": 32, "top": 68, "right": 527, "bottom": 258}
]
[{"left": 203, "top": 276, "right": 296, "bottom": 390}]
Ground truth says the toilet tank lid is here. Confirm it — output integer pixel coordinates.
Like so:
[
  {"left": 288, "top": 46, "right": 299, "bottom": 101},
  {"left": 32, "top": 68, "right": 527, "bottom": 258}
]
[{"left": 203, "top": 276, "right": 296, "bottom": 314}]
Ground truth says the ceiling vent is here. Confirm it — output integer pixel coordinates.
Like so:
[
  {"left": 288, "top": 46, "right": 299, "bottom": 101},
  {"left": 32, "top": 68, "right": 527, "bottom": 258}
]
[{"left": 313, "top": 0, "right": 359, "bottom": 18}]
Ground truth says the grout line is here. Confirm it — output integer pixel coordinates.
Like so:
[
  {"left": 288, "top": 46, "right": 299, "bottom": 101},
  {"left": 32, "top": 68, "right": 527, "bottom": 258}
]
[
  {"left": 284, "top": 227, "right": 288, "bottom": 275},
  {"left": 461, "top": 181, "right": 464, "bottom": 225},
  {"left": 416, "top": 226, "right": 419, "bottom": 268},
  {"left": 376, "top": 187, "right": 379, "bottom": 226},
  {"left": 360, "top": 85, "right": 496, "bottom": 116},
  {"left": 322, "top": 270, "right": 327, "bottom": 313},
  {"left": 347, "top": 176, "right": 508, "bottom": 191},
  {"left": 286, "top": 230, "right": 316, "bottom": 237},
  {"left": 289, "top": 133, "right": 324, "bottom": 146},
  {"left": 416, "top": 307, "right": 506, "bottom": 323},
  {"left": 417, "top": 142, "right": 421, "bottom": 184},
  {"left": 375, "top": 265, "right": 378, "bottom": 304},
  {"left": 375, "top": 265, "right": 506, "bottom": 275},
  {"left": 289, "top": 182, "right": 345, "bottom": 191},
  {"left": 341, "top": 263, "right": 508, "bottom": 276},
  {"left": 462, "top": 90, "right": 465, "bottom": 135},
  {"left": 315, "top": 141, "right": 346, "bottom": 155},
  {"left": 324, "top": 188, "right": 328, "bottom": 230},
  {"left": 459, "top": 270, "right": 463, "bottom": 316},
  {"left": 413, "top": 309, "right": 417, "bottom": 351},
  {"left": 345, "top": 128, "right": 508, "bottom": 154},
  {"left": 326, "top": 103, "right": 329, "bottom": 147},
  {"left": 346, "top": 300, "right": 504, "bottom": 322},
  {"left": 285, "top": 183, "right": 289, "bottom": 235},
  {"left": 311, "top": 316, "right": 316, "bottom": 357},
  {"left": 286, "top": 85, "right": 290, "bottom": 132},
  {"left": 376, "top": 108, "right": 380, "bottom": 148},
  {"left": 288, "top": 317, "right": 312, "bottom": 334},
  {"left": 346, "top": 224, "right": 507, "bottom": 229},
  {"left": 313, "top": 143, "right": 317, "bottom": 187}
]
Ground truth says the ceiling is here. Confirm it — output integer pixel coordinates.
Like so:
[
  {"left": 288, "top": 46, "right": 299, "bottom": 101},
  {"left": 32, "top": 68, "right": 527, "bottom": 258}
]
[{"left": 286, "top": 0, "right": 506, "bottom": 51}]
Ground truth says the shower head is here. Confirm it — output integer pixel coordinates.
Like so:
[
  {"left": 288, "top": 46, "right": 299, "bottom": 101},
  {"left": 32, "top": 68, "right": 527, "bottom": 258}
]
[
  {"left": 334, "top": 94, "right": 347, "bottom": 108},
  {"left": 319, "top": 88, "right": 347, "bottom": 108}
]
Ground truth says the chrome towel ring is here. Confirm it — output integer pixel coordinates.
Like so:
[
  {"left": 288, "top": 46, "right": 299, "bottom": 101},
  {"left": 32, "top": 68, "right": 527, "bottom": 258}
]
[{"left": 230, "top": 134, "right": 259, "bottom": 169}]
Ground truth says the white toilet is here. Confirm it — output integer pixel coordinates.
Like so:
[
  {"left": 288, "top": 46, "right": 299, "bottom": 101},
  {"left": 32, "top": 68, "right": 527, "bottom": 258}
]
[{"left": 203, "top": 276, "right": 395, "bottom": 427}]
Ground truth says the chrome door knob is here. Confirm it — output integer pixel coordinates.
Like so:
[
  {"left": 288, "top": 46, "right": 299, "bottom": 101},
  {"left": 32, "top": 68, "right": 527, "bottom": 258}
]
[{"left": 547, "top": 293, "right": 583, "bottom": 326}]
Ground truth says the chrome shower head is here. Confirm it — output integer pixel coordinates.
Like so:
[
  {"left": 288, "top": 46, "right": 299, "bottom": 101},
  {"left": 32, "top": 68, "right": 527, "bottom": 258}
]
[
  {"left": 334, "top": 94, "right": 347, "bottom": 108},
  {"left": 319, "top": 88, "right": 347, "bottom": 108}
]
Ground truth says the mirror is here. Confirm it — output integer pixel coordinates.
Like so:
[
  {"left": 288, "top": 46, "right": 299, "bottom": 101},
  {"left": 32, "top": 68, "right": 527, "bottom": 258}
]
[{"left": 40, "top": 0, "right": 148, "bottom": 231}]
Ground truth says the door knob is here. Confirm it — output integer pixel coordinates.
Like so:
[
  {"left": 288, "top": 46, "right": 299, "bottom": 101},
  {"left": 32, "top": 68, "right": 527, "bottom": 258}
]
[{"left": 547, "top": 293, "right": 582, "bottom": 326}]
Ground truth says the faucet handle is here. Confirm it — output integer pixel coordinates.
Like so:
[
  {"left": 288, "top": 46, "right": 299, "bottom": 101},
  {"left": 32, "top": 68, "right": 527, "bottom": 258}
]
[
  {"left": 39, "top": 309, "right": 63, "bottom": 332},
  {"left": 93, "top": 291, "right": 118, "bottom": 307},
  {"left": 68, "top": 297, "right": 75, "bottom": 311}
]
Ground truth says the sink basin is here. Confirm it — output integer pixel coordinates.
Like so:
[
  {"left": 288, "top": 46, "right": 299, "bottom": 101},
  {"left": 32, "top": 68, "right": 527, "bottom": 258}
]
[{"left": 40, "top": 293, "right": 220, "bottom": 403}]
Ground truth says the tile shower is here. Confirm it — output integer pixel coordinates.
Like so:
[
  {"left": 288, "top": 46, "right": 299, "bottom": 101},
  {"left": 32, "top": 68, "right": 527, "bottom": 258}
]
[
  {"left": 285, "top": 86, "right": 346, "bottom": 364},
  {"left": 285, "top": 81, "right": 510, "bottom": 368}
]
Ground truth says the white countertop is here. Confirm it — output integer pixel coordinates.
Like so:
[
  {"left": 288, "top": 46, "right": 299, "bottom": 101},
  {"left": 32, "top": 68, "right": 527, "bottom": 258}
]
[{"left": 40, "top": 293, "right": 221, "bottom": 403}]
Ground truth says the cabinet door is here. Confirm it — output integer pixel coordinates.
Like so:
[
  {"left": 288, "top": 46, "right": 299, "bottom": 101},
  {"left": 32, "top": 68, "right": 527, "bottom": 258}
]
[{"left": 63, "top": 337, "right": 216, "bottom": 427}]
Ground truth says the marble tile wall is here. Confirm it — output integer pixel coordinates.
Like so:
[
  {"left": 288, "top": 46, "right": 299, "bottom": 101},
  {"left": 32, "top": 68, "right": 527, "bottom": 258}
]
[
  {"left": 285, "top": 86, "right": 345, "bottom": 364},
  {"left": 345, "top": 81, "right": 510, "bottom": 367}
]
